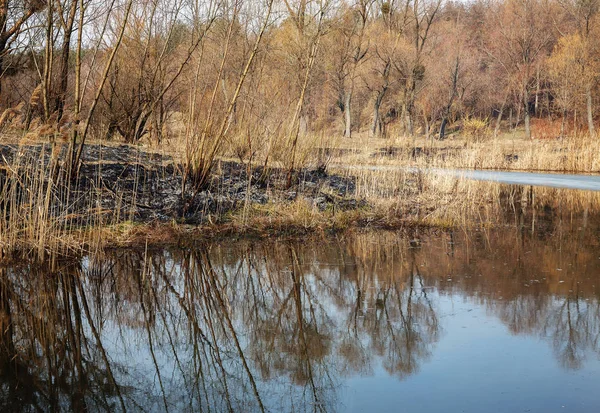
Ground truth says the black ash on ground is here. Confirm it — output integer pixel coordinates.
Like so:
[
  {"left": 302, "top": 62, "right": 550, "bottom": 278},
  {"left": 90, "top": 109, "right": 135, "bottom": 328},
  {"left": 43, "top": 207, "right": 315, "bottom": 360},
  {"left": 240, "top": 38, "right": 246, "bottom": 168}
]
[{"left": 0, "top": 144, "right": 363, "bottom": 225}]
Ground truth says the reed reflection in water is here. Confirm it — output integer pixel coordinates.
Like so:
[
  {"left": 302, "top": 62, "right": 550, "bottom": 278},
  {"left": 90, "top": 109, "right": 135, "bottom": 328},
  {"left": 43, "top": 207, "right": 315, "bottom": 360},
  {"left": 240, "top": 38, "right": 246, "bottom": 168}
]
[{"left": 1, "top": 213, "right": 600, "bottom": 411}]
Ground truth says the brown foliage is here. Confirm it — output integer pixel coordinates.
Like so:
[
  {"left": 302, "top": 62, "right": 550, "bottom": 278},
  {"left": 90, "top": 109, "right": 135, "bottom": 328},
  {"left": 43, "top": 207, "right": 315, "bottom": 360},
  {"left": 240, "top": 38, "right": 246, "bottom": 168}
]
[{"left": 0, "top": 0, "right": 598, "bottom": 158}]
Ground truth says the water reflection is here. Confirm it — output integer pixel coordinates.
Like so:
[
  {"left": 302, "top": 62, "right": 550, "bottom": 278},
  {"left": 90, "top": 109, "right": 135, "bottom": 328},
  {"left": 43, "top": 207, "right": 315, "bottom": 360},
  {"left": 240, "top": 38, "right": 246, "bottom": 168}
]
[{"left": 1, "top": 214, "right": 600, "bottom": 411}]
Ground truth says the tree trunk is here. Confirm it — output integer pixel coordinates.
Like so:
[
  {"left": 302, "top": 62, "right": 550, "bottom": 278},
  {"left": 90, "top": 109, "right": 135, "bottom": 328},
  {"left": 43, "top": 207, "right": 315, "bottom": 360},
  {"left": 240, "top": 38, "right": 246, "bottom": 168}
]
[
  {"left": 424, "top": 111, "right": 430, "bottom": 142},
  {"left": 404, "top": 94, "right": 414, "bottom": 136},
  {"left": 372, "top": 60, "right": 390, "bottom": 138},
  {"left": 439, "top": 118, "right": 448, "bottom": 140},
  {"left": 404, "top": 67, "right": 420, "bottom": 137},
  {"left": 586, "top": 83, "right": 595, "bottom": 137},
  {"left": 534, "top": 63, "right": 540, "bottom": 116},
  {"left": 372, "top": 107, "right": 380, "bottom": 136},
  {"left": 343, "top": 92, "right": 351, "bottom": 138},
  {"left": 133, "top": 109, "right": 152, "bottom": 142},
  {"left": 55, "top": 1, "right": 78, "bottom": 121},
  {"left": 42, "top": 3, "right": 54, "bottom": 121},
  {"left": 0, "top": 3, "right": 44, "bottom": 100},
  {"left": 440, "top": 55, "right": 460, "bottom": 141},
  {"left": 494, "top": 105, "right": 504, "bottom": 137},
  {"left": 56, "top": 43, "right": 71, "bottom": 120},
  {"left": 372, "top": 95, "right": 383, "bottom": 137},
  {"left": 524, "top": 98, "right": 531, "bottom": 139}
]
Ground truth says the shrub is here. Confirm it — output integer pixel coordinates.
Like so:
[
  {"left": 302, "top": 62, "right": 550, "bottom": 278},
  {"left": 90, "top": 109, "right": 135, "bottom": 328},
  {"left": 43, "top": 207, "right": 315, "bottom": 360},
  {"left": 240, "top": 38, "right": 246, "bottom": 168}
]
[
  {"left": 462, "top": 117, "right": 490, "bottom": 142},
  {"left": 531, "top": 118, "right": 562, "bottom": 140}
]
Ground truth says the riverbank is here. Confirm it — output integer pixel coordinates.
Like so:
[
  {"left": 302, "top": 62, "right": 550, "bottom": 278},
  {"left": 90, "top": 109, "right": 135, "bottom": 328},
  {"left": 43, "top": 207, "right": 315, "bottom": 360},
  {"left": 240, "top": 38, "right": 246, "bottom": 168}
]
[
  {"left": 0, "top": 142, "right": 410, "bottom": 255},
  {"left": 2, "top": 139, "right": 600, "bottom": 258}
]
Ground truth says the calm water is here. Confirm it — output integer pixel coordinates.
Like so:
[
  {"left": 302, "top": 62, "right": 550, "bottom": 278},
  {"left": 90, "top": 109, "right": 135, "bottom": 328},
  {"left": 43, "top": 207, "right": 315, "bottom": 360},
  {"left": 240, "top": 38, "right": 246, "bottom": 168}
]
[
  {"left": 346, "top": 164, "right": 600, "bottom": 191},
  {"left": 1, "top": 214, "right": 600, "bottom": 411},
  {"left": 433, "top": 168, "right": 600, "bottom": 191}
]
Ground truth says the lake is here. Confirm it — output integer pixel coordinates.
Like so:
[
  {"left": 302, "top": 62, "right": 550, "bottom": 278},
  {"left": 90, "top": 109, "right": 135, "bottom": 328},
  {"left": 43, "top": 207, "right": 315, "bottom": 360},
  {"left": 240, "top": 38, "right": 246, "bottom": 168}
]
[{"left": 1, "top": 209, "right": 599, "bottom": 412}]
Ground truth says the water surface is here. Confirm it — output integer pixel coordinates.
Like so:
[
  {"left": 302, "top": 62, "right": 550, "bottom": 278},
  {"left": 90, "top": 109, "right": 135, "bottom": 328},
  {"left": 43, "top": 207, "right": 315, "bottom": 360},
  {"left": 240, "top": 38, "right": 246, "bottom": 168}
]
[
  {"left": 343, "top": 164, "right": 600, "bottom": 191},
  {"left": 1, "top": 214, "right": 600, "bottom": 412},
  {"left": 434, "top": 168, "right": 600, "bottom": 191}
]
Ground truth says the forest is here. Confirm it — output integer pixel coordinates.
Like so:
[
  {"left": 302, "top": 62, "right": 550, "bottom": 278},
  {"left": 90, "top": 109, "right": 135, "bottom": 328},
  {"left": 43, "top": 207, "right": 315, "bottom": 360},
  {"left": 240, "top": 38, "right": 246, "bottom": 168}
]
[{"left": 0, "top": 0, "right": 598, "bottom": 171}]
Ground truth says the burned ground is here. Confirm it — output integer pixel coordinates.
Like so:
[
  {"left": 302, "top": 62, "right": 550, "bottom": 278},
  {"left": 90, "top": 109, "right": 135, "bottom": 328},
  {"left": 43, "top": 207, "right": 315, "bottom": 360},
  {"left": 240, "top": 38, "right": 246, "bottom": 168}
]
[{"left": 0, "top": 144, "right": 362, "bottom": 226}]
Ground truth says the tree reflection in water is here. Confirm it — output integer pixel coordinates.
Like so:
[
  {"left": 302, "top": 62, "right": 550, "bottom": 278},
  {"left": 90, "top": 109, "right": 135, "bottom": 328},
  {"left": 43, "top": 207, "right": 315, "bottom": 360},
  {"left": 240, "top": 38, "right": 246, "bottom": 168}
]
[{"left": 0, "top": 212, "right": 600, "bottom": 411}]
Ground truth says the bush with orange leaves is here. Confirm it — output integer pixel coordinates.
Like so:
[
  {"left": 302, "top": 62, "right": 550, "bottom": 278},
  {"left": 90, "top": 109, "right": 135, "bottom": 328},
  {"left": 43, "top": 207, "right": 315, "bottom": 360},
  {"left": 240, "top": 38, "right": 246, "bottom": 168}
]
[{"left": 531, "top": 118, "right": 586, "bottom": 140}]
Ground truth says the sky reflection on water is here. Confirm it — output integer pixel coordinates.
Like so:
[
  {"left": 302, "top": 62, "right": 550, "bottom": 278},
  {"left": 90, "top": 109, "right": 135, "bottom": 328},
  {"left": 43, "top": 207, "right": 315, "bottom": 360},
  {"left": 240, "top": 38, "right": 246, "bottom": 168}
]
[{"left": 1, "top": 212, "right": 600, "bottom": 412}]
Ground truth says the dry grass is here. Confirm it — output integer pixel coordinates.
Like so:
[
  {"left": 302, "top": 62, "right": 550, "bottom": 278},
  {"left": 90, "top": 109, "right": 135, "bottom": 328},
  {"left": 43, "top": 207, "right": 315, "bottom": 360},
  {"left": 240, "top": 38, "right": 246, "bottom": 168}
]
[
  {"left": 3, "top": 125, "right": 600, "bottom": 258},
  {"left": 0, "top": 144, "right": 127, "bottom": 259},
  {"left": 333, "top": 163, "right": 600, "bottom": 227},
  {"left": 327, "top": 128, "right": 600, "bottom": 173},
  {"left": 2, "top": 160, "right": 598, "bottom": 257}
]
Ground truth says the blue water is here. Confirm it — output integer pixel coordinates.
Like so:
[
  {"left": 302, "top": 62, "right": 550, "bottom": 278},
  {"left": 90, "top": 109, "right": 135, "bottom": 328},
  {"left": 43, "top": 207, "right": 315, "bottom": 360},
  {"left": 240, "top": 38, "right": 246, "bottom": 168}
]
[{"left": 4, "top": 227, "right": 600, "bottom": 412}]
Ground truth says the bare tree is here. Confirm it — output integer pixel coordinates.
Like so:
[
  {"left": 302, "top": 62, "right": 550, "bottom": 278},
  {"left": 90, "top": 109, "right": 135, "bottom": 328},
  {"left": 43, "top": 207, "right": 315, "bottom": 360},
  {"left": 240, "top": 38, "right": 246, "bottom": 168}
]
[
  {"left": 485, "top": 0, "right": 553, "bottom": 139},
  {"left": 330, "top": 0, "right": 371, "bottom": 138},
  {"left": 0, "top": 0, "right": 47, "bottom": 95},
  {"left": 283, "top": 0, "right": 332, "bottom": 186},
  {"left": 402, "top": 0, "right": 442, "bottom": 137}
]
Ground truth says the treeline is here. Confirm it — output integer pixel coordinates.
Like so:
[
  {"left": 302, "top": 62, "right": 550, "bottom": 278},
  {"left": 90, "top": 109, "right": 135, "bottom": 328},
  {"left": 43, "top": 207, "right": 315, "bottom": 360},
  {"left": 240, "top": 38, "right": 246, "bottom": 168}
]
[{"left": 0, "top": 0, "right": 598, "bottom": 177}]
